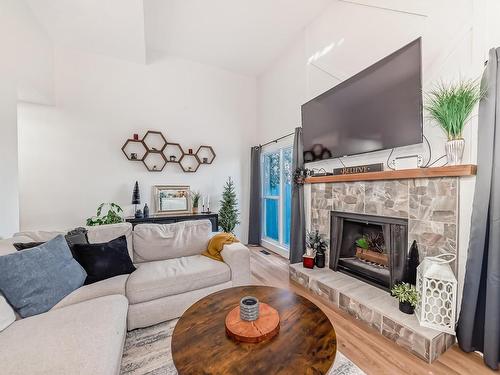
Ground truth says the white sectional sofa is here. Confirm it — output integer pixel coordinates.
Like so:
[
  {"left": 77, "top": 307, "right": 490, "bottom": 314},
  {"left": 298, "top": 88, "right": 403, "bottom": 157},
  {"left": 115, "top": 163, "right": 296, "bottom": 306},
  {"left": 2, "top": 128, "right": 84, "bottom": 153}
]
[{"left": 0, "top": 220, "right": 251, "bottom": 375}]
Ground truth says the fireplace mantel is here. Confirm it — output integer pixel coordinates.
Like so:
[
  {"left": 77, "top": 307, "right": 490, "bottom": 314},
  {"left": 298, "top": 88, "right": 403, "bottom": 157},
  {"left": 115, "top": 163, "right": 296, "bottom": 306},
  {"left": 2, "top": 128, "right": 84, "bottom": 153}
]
[{"left": 305, "top": 164, "right": 476, "bottom": 184}]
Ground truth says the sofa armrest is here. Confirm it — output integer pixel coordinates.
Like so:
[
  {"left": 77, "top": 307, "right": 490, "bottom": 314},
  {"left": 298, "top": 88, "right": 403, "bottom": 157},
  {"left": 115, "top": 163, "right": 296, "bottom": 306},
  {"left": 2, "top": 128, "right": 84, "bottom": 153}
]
[{"left": 221, "top": 242, "right": 251, "bottom": 286}]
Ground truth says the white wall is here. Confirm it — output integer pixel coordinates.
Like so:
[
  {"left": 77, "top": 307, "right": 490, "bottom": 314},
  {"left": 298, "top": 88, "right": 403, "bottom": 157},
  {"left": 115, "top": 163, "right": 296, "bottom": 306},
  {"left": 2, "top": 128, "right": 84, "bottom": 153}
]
[
  {"left": 18, "top": 48, "right": 256, "bottom": 242},
  {"left": 256, "top": 0, "right": 491, "bottom": 301},
  {"left": 0, "top": 0, "right": 53, "bottom": 238}
]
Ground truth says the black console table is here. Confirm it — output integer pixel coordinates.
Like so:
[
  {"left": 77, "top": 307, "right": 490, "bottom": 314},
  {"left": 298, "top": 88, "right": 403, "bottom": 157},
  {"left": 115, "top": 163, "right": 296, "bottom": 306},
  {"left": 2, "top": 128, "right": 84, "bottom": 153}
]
[{"left": 125, "top": 212, "right": 218, "bottom": 232}]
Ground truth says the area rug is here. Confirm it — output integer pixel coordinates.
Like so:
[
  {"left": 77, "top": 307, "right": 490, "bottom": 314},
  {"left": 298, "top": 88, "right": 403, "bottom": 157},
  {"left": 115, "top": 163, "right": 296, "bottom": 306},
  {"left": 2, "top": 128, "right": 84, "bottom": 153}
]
[{"left": 120, "top": 320, "right": 365, "bottom": 375}]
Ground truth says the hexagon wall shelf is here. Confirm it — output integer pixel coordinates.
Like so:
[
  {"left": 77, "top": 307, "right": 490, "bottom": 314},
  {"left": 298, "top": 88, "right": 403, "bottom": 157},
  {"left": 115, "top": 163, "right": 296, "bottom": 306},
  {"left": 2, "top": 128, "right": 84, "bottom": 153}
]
[
  {"left": 179, "top": 153, "right": 200, "bottom": 173},
  {"left": 142, "top": 131, "right": 167, "bottom": 152},
  {"left": 196, "top": 146, "right": 216, "bottom": 165},
  {"left": 121, "top": 131, "right": 215, "bottom": 173},
  {"left": 122, "top": 139, "right": 147, "bottom": 161},
  {"left": 143, "top": 151, "right": 167, "bottom": 172},
  {"left": 164, "top": 143, "right": 184, "bottom": 164}
]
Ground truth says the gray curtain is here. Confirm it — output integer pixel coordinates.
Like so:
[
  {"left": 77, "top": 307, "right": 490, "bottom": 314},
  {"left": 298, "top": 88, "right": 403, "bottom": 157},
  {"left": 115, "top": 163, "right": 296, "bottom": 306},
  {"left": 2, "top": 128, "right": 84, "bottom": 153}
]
[
  {"left": 457, "top": 47, "right": 500, "bottom": 370},
  {"left": 247, "top": 146, "right": 262, "bottom": 245},
  {"left": 290, "top": 127, "right": 306, "bottom": 263}
]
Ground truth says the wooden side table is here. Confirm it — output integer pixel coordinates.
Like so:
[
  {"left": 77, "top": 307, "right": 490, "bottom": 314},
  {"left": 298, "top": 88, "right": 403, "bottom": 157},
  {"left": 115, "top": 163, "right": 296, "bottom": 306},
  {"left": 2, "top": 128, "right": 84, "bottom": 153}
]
[{"left": 171, "top": 286, "right": 337, "bottom": 374}]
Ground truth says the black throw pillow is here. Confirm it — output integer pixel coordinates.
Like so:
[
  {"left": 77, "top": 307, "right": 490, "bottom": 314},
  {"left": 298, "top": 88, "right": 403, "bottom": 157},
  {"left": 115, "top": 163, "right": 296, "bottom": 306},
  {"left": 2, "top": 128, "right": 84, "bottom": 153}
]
[
  {"left": 13, "top": 242, "right": 45, "bottom": 251},
  {"left": 72, "top": 235, "right": 136, "bottom": 285}
]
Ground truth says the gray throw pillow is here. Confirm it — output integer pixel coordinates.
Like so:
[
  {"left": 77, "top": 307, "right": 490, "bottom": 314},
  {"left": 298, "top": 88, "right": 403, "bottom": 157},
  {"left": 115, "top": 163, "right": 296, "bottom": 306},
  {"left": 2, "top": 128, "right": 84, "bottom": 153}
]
[{"left": 0, "top": 235, "right": 87, "bottom": 318}]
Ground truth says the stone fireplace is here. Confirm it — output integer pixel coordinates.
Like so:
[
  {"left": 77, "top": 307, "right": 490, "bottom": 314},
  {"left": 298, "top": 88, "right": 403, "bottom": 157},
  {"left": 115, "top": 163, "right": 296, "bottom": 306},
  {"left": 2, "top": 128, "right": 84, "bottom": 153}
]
[
  {"left": 290, "top": 171, "right": 470, "bottom": 362},
  {"left": 330, "top": 211, "right": 408, "bottom": 291},
  {"left": 311, "top": 178, "right": 458, "bottom": 272}
]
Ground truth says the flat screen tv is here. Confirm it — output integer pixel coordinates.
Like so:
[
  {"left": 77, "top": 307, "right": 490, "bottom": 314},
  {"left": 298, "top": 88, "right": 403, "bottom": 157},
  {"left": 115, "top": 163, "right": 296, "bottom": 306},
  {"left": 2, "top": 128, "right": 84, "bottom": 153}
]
[{"left": 302, "top": 38, "right": 423, "bottom": 162}]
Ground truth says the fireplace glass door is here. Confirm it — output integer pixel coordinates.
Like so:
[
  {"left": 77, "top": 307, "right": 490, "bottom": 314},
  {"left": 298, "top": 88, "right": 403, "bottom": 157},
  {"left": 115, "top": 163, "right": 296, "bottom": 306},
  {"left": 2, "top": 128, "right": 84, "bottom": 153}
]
[{"left": 330, "top": 211, "right": 408, "bottom": 291}]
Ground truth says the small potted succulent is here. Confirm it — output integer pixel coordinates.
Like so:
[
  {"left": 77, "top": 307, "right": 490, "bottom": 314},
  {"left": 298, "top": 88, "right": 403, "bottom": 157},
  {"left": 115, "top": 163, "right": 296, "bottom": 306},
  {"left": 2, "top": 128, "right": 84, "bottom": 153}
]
[
  {"left": 425, "top": 80, "right": 483, "bottom": 165},
  {"left": 191, "top": 191, "right": 201, "bottom": 214},
  {"left": 391, "top": 282, "right": 419, "bottom": 315},
  {"left": 306, "top": 230, "right": 327, "bottom": 268}
]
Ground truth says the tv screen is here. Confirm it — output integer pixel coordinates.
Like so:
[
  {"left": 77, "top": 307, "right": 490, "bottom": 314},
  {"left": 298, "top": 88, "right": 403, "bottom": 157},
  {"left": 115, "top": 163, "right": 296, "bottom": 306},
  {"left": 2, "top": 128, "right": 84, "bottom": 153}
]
[{"left": 302, "top": 38, "right": 423, "bottom": 162}]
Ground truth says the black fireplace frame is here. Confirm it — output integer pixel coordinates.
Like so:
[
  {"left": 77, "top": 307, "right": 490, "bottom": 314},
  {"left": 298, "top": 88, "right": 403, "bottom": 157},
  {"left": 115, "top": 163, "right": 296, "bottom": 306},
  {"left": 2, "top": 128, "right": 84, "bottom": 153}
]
[{"left": 330, "top": 211, "right": 408, "bottom": 291}]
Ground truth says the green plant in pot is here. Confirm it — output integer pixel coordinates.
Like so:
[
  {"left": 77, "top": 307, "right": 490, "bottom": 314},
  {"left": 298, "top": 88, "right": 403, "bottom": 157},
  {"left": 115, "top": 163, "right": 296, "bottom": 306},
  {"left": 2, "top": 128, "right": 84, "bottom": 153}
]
[
  {"left": 191, "top": 191, "right": 201, "bottom": 214},
  {"left": 306, "top": 230, "right": 327, "bottom": 268},
  {"left": 391, "top": 282, "right": 419, "bottom": 315},
  {"left": 425, "top": 80, "right": 483, "bottom": 165},
  {"left": 86, "top": 203, "right": 124, "bottom": 226}
]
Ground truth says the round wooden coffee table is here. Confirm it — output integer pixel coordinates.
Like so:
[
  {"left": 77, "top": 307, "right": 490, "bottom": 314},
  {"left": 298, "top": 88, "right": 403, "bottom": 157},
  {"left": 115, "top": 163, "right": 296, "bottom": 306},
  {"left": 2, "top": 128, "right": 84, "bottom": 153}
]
[{"left": 172, "top": 286, "right": 337, "bottom": 374}]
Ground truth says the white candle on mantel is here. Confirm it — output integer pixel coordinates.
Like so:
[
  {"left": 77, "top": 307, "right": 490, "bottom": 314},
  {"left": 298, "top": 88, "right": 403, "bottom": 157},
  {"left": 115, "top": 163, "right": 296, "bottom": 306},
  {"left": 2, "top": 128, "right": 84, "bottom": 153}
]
[
  {"left": 202, "top": 196, "right": 205, "bottom": 208},
  {"left": 207, "top": 195, "right": 210, "bottom": 208}
]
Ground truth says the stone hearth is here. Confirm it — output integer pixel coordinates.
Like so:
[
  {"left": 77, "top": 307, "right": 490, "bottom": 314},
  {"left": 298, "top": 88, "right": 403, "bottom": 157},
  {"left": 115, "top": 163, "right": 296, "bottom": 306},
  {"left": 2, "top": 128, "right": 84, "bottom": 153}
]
[
  {"left": 310, "top": 177, "right": 458, "bottom": 271},
  {"left": 290, "top": 264, "right": 455, "bottom": 363}
]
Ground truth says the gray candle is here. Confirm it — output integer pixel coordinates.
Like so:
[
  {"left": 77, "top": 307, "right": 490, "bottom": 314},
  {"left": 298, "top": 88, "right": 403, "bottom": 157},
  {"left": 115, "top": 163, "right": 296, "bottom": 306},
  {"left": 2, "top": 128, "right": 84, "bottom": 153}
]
[{"left": 240, "top": 296, "right": 259, "bottom": 321}]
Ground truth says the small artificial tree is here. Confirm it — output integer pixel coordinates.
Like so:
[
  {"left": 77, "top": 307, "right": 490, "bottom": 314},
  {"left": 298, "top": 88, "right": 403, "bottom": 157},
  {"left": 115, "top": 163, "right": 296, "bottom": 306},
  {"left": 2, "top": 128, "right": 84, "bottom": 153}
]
[{"left": 218, "top": 177, "right": 240, "bottom": 233}]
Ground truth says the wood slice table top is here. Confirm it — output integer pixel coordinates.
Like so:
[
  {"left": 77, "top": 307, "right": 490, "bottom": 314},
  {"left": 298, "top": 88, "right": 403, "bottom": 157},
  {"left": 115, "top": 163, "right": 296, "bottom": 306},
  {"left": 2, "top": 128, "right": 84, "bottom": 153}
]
[
  {"left": 225, "top": 302, "right": 280, "bottom": 343},
  {"left": 171, "top": 286, "right": 337, "bottom": 375}
]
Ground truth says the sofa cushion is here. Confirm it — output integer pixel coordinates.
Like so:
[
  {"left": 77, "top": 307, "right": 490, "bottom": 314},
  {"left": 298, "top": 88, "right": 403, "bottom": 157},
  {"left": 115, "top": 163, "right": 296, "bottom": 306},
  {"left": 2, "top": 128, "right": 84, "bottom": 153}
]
[
  {"left": 0, "top": 294, "right": 15, "bottom": 332},
  {"left": 0, "top": 236, "right": 33, "bottom": 256},
  {"left": 0, "top": 295, "right": 128, "bottom": 375},
  {"left": 0, "top": 235, "right": 87, "bottom": 317},
  {"left": 73, "top": 236, "right": 136, "bottom": 285},
  {"left": 52, "top": 274, "right": 128, "bottom": 310},
  {"left": 132, "top": 220, "right": 211, "bottom": 263},
  {"left": 87, "top": 223, "right": 134, "bottom": 259},
  {"left": 16, "top": 223, "right": 134, "bottom": 259},
  {"left": 126, "top": 255, "right": 231, "bottom": 304},
  {"left": 15, "top": 229, "right": 65, "bottom": 242}
]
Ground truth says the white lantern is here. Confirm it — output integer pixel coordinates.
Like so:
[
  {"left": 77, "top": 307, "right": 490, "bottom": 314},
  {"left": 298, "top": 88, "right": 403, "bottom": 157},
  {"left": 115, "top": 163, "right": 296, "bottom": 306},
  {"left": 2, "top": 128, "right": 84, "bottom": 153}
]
[{"left": 415, "top": 254, "right": 457, "bottom": 334}]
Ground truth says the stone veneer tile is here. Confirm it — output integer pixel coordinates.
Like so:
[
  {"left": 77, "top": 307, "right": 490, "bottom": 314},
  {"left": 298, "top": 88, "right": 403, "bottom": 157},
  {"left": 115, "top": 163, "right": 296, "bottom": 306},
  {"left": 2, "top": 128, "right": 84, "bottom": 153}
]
[
  {"left": 289, "top": 266, "right": 309, "bottom": 288},
  {"left": 430, "top": 333, "right": 447, "bottom": 363},
  {"left": 409, "top": 178, "right": 457, "bottom": 223},
  {"left": 382, "top": 316, "right": 430, "bottom": 362},
  {"left": 408, "top": 220, "right": 457, "bottom": 261},
  {"left": 332, "top": 182, "right": 364, "bottom": 213},
  {"left": 311, "top": 279, "right": 339, "bottom": 307},
  {"left": 339, "top": 293, "right": 382, "bottom": 332},
  {"left": 365, "top": 180, "right": 409, "bottom": 218}
]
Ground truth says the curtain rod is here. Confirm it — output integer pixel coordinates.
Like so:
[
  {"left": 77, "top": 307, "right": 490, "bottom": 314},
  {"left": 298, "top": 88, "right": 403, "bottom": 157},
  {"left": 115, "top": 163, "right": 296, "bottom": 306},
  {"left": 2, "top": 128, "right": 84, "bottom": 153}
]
[{"left": 259, "top": 131, "right": 295, "bottom": 148}]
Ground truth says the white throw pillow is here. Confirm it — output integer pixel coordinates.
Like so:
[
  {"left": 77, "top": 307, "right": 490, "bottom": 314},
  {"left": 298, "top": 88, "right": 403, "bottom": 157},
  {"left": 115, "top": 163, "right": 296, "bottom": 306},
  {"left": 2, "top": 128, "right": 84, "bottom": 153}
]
[{"left": 0, "top": 294, "right": 15, "bottom": 332}]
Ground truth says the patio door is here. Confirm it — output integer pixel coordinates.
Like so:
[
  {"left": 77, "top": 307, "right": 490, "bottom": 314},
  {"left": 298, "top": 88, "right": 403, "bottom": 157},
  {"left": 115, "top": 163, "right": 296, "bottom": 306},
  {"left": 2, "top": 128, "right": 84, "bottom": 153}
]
[{"left": 261, "top": 143, "right": 292, "bottom": 257}]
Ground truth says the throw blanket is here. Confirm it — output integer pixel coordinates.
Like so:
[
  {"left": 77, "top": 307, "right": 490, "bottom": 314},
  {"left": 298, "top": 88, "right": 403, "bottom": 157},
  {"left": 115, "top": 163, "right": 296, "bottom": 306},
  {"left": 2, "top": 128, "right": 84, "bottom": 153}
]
[{"left": 202, "top": 233, "right": 239, "bottom": 262}]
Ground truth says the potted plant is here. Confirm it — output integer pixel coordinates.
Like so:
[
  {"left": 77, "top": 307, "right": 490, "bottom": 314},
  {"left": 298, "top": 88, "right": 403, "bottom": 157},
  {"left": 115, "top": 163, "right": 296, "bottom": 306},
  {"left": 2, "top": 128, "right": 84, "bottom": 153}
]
[
  {"left": 306, "top": 230, "right": 327, "bottom": 268},
  {"left": 86, "top": 203, "right": 124, "bottom": 226},
  {"left": 425, "top": 80, "right": 483, "bottom": 165},
  {"left": 191, "top": 191, "right": 201, "bottom": 214},
  {"left": 391, "top": 282, "right": 419, "bottom": 314},
  {"left": 355, "top": 233, "right": 388, "bottom": 266}
]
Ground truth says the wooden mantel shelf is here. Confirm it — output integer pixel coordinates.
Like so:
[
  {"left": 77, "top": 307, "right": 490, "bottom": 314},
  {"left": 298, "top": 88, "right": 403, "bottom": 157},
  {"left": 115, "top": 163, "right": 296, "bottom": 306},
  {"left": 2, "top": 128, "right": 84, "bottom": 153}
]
[{"left": 305, "top": 164, "right": 477, "bottom": 184}]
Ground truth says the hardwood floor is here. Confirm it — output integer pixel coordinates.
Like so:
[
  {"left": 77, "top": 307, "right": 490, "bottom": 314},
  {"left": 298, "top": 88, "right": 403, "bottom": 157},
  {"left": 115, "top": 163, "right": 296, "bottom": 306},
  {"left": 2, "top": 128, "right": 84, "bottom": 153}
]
[{"left": 249, "top": 247, "right": 495, "bottom": 375}]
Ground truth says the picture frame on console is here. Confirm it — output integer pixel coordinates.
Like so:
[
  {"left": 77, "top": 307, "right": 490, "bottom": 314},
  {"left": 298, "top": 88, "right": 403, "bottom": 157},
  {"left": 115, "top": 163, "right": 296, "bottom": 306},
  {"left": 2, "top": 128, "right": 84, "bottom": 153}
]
[{"left": 152, "top": 185, "right": 191, "bottom": 215}]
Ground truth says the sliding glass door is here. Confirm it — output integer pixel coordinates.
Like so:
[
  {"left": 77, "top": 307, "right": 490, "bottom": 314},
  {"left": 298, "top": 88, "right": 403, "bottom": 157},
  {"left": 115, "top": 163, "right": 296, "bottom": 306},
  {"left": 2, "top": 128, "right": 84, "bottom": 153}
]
[{"left": 262, "top": 144, "right": 292, "bottom": 256}]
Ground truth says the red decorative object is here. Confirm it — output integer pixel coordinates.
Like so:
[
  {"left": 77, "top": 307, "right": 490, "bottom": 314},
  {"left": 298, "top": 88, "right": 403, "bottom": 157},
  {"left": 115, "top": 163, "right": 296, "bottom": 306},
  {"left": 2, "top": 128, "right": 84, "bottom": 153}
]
[
  {"left": 133, "top": 133, "right": 139, "bottom": 140},
  {"left": 303, "top": 255, "right": 315, "bottom": 269}
]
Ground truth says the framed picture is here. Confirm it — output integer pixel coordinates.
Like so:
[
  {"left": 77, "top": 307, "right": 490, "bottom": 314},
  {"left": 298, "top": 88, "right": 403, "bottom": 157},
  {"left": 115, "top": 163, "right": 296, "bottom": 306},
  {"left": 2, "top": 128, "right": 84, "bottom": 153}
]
[{"left": 152, "top": 185, "right": 191, "bottom": 214}]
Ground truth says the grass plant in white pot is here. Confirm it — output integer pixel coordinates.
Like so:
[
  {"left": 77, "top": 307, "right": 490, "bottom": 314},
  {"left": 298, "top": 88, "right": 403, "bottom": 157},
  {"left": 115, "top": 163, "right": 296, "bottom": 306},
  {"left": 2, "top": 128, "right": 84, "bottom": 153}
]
[{"left": 425, "top": 80, "right": 483, "bottom": 165}]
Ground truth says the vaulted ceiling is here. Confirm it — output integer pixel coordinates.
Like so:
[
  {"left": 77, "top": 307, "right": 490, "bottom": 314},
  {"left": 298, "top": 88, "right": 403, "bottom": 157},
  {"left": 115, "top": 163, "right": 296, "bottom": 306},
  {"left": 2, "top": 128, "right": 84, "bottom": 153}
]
[{"left": 26, "top": 0, "right": 334, "bottom": 75}]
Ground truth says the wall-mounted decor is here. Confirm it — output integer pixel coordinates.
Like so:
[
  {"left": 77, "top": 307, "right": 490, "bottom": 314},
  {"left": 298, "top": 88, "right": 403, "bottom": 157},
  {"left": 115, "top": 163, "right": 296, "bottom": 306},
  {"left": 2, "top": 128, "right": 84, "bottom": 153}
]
[
  {"left": 152, "top": 185, "right": 191, "bottom": 214},
  {"left": 121, "top": 130, "right": 216, "bottom": 173}
]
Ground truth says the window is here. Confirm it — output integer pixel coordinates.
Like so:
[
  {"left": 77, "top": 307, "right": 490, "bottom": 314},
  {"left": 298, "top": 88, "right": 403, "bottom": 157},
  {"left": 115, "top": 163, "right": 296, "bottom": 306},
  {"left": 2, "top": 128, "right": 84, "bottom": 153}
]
[{"left": 261, "top": 144, "right": 292, "bottom": 256}]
